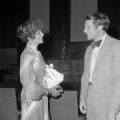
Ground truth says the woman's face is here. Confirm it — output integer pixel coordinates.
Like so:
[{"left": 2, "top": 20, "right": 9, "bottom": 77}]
[{"left": 35, "top": 30, "right": 44, "bottom": 44}]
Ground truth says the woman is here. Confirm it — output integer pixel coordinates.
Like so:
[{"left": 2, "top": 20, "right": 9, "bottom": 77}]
[{"left": 17, "top": 18, "right": 62, "bottom": 120}]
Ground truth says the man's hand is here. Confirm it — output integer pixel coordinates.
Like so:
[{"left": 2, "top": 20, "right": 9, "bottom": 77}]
[
  {"left": 116, "top": 111, "right": 120, "bottom": 120},
  {"left": 79, "top": 99, "right": 87, "bottom": 114}
]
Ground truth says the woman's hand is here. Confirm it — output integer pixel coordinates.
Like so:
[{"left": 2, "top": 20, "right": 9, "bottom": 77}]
[{"left": 49, "top": 85, "right": 63, "bottom": 97}]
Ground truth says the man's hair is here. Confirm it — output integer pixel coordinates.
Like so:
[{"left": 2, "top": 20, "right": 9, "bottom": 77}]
[
  {"left": 17, "top": 18, "right": 43, "bottom": 42},
  {"left": 85, "top": 12, "right": 110, "bottom": 32}
]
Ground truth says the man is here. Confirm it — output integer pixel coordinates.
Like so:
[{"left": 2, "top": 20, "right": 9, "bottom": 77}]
[{"left": 79, "top": 12, "right": 120, "bottom": 120}]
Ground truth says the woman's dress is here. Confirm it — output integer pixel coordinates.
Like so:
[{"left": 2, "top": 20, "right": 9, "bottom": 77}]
[{"left": 20, "top": 46, "right": 49, "bottom": 120}]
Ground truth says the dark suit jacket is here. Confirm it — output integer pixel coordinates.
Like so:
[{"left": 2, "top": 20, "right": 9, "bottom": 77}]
[{"left": 80, "top": 34, "right": 120, "bottom": 120}]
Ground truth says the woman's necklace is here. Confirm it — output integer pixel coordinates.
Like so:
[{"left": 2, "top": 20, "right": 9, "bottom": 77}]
[{"left": 26, "top": 44, "right": 39, "bottom": 57}]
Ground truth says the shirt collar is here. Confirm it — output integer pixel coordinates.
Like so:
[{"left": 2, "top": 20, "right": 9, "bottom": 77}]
[
  {"left": 101, "top": 33, "right": 107, "bottom": 41},
  {"left": 99, "top": 33, "right": 107, "bottom": 48}
]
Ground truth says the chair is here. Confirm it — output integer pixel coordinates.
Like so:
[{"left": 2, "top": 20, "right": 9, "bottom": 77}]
[
  {"left": 0, "top": 88, "right": 19, "bottom": 120},
  {"left": 50, "top": 90, "right": 79, "bottom": 120}
]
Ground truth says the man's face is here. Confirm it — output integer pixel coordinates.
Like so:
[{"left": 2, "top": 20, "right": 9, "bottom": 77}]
[{"left": 84, "top": 19, "right": 100, "bottom": 40}]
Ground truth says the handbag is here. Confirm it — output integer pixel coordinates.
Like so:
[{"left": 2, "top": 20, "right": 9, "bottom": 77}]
[{"left": 45, "top": 65, "right": 64, "bottom": 89}]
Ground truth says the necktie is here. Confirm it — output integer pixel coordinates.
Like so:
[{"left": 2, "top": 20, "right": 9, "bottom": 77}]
[{"left": 91, "top": 40, "right": 102, "bottom": 49}]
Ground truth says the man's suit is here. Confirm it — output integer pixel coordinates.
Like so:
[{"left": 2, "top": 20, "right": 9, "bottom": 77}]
[{"left": 80, "top": 34, "right": 120, "bottom": 120}]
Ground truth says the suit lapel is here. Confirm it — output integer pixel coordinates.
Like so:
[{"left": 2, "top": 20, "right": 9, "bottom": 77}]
[{"left": 92, "top": 35, "right": 111, "bottom": 76}]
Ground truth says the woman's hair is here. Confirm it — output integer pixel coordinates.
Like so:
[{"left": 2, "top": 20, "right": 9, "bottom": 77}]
[
  {"left": 85, "top": 12, "right": 110, "bottom": 32},
  {"left": 17, "top": 18, "right": 43, "bottom": 42}
]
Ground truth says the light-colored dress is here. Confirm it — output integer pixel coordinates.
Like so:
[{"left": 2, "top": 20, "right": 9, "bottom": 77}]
[{"left": 20, "top": 45, "right": 49, "bottom": 120}]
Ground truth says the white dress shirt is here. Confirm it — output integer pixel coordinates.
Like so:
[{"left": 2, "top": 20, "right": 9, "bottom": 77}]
[{"left": 89, "top": 34, "right": 106, "bottom": 83}]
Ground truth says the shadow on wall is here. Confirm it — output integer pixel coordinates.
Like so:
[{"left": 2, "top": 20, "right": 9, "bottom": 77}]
[
  {"left": 0, "top": 48, "right": 17, "bottom": 70},
  {"left": 69, "top": 41, "right": 91, "bottom": 60}
]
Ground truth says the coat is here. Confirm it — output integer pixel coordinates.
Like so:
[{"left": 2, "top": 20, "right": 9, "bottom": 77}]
[{"left": 80, "top": 34, "right": 120, "bottom": 120}]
